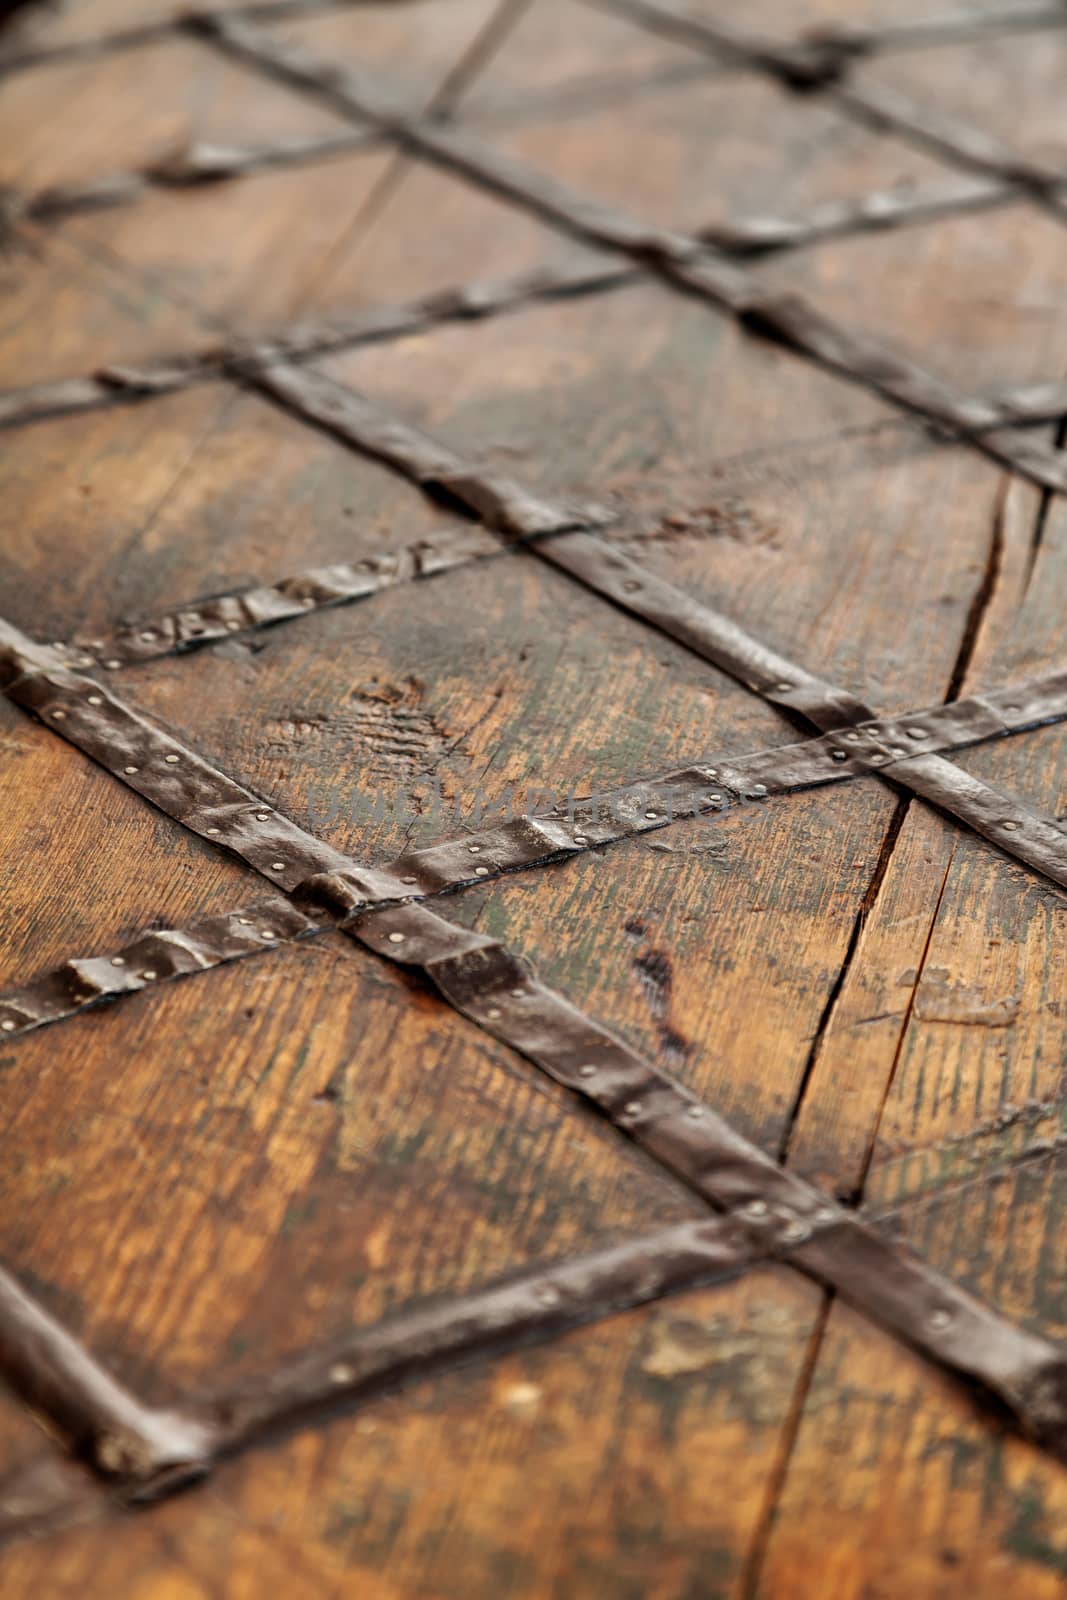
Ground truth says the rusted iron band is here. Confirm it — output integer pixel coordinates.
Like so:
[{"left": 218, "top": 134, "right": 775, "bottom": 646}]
[
  {"left": 3, "top": 616, "right": 1064, "bottom": 1452},
  {"left": 0, "top": 898, "right": 316, "bottom": 1038},
  {"left": 203, "top": 17, "right": 1067, "bottom": 493},
  {"left": 207, "top": 1217, "right": 762, "bottom": 1458},
  {"left": 6, "top": 665, "right": 1066, "bottom": 1046},
  {"left": 0, "top": 1265, "right": 215, "bottom": 1487}
]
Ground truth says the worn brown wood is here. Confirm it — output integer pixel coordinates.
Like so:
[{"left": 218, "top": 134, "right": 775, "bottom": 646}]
[{"left": 1, "top": 0, "right": 1065, "bottom": 1594}]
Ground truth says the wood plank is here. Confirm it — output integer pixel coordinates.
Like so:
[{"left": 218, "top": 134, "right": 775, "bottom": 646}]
[{"left": 0, "top": 1271, "right": 823, "bottom": 1600}]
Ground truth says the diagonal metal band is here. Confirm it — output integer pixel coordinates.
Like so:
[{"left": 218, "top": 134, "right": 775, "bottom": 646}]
[
  {"left": 199, "top": 15, "right": 1067, "bottom": 492},
  {"left": 0, "top": 898, "right": 316, "bottom": 1038},
  {"left": 2, "top": 613, "right": 1065, "bottom": 1458}
]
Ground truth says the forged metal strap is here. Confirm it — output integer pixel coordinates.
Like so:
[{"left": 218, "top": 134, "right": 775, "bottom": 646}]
[
  {"left": 2, "top": 617, "right": 1065, "bottom": 1451},
  {"left": 838, "top": 79, "right": 1067, "bottom": 193},
  {"left": 84, "top": 528, "right": 506, "bottom": 665},
  {"left": 245, "top": 362, "right": 616, "bottom": 537},
  {"left": 0, "top": 1266, "right": 213, "bottom": 1485},
  {"left": 0, "top": 898, "right": 317, "bottom": 1038},
  {"left": 204, "top": 17, "right": 1067, "bottom": 493},
  {"left": 341, "top": 899, "right": 1067, "bottom": 1455},
  {"left": 208, "top": 1218, "right": 761, "bottom": 1460}
]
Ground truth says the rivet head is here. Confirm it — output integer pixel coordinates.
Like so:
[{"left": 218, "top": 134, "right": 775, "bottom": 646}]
[
  {"left": 401, "top": 875, "right": 417, "bottom": 885},
  {"left": 572, "top": 834, "right": 588, "bottom": 846},
  {"left": 50, "top": 709, "right": 66, "bottom": 720},
  {"left": 225, "top": 620, "right": 241, "bottom": 632},
  {"left": 163, "top": 754, "right": 179, "bottom": 764},
  {"left": 387, "top": 931, "right": 405, "bottom": 944},
  {"left": 905, "top": 727, "right": 925, "bottom": 739},
  {"left": 207, "top": 827, "right": 221, "bottom": 836},
  {"left": 624, "top": 1101, "right": 643, "bottom": 1118},
  {"left": 745, "top": 1199, "right": 769, "bottom": 1218},
  {"left": 577, "top": 1063, "right": 597, "bottom": 1078},
  {"left": 474, "top": 865, "right": 489, "bottom": 876},
  {"left": 748, "top": 784, "right": 768, "bottom": 797},
  {"left": 782, "top": 1220, "right": 810, "bottom": 1243},
  {"left": 141, "top": 970, "right": 157, "bottom": 981},
  {"left": 510, "top": 988, "right": 526, "bottom": 999},
  {"left": 929, "top": 1309, "right": 952, "bottom": 1330},
  {"left": 830, "top": 750, "right": 847, "bottom": 761},
  {"left": 844, "top": 730, "right": 861, "bottom": 741},
  {"left": 685, "top": 1105, "right": 703, "bottom": 1120},
  {"left": 537, "top": 1286, "right": 560, "bottom": 1306},
  {"left": 300, "top": 596, "right": 315, "bottom": 609},
  {"left": 110, "top": 956, "right": 125, "bottom": 967},
  {"left": 1001, "top": 820, "right": 1019, "bottom": 831},
  {"left": 238, "top": 918, "right": 254, "bottom": 926},
  {"left": 260, "top": 929, "right": 276, "bottom": 940},
  {"left": 468, "top": 843, "right": 482, "bottom": 854},
  {"left": 104, "top": 659, "right": 122, "bottom": 670},
  {"left": 255, "top": 811, "right": 270, "bottom": 821},
  {"left": 124, "top": 765, "right": 139, "bottom": 774},
  {"left": 622, "top": 579, "right": 641, "bottom": 593},
  {"left": 1004, "top": 703, "right": 1021, "bottom": 714},
  {"left": 486, "top": 1006, "right": 501, "bottom": 1019},
  {"left": 330, "top": 1363, "right": 354, "bottom": 1385},
  {"left": 644, "top": 810, "right": 659, "bottom": 820},
  {"left": 139, "top": 630, "right": 156, "bottom": 643},
  {"left": 0, "top": 1020, "right": 16, "bottom": 1032},
  {"left": 775, "top": 683, "right": 793, "bottom": 694},
  {"left": 270, "top": 861, "right": 286, "bottom": 872},
  {"left": 705, "top": 792, "right": 723, "bottom": 805},
  {"left": 87, "top": 694, "right": 103, "bottom": 706}
]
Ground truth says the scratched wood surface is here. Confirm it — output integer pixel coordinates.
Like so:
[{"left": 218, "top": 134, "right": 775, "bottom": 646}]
[{"left": 1, "top": 0, "right": 1066, "bottom": 1595}]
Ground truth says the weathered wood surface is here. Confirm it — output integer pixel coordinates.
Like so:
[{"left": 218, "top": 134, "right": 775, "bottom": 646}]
[{"left": 1, "top": 0, "right": 1065, "bottom": 1595}]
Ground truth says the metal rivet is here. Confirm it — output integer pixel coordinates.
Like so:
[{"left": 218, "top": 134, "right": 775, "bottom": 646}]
[
  {"left": 111, "top": 956, "right": 126, "bottom": 967},
  {"left": 104, "top": 659, "right": 122, "bottom": 669},
  {"left": 905, "top": 727, "right": 925, "bottom": 739},
  {"left": 401, "top": 876, "right": 417, "bottom": 885},
  {"left": 783, "top": 1221, "right": 811, "bottom": 1243},
  {"left": 748, "top": 784, "right": 768, "bottom": 797},
  {"left": 474, "top": 865, "right": 489, "bottom": 876},
  {"left": 510, "top": 988, "right": 526, "bottom": 999},
  {"left": 0, "top": 1020, "right": 16, "bottom": 1032},
  {"left": 300, "top": 596, "right": 315, "bottom": 608},
  {"left": 225, "top": 621, "right": 240, "bottom": 632},
  {"left": 271, "top": 861, "right": 286, "bottom": 872},
  {"left": 705, "top": 792, "right": 723, "bottom": 805},
  {"left": 869, "top": 753, "right": 887, "bottom": 764},
  {"left": 141, "top": 970, "right": 157, "bottom": 981},
  {"left": 261, "top": 929, "right": 276, "bottom": 940},
  {"left": 139, "top": 630, "right": 156, "bottom": 643},
  {"left": 239, "top": 918, "right": 254, "bottom": 925},
  {"left": 929, "top": 1309, "right": 952, "bottom": 1330},
  {"left": 468, "top": 843, "right": 482, "bottom": 854},
  {"left": 745, "top": 1199, "right": 768, "bottom": 1218},
  {"left": 50, "top": 709, "right": 66, "bottom": 719},
  {"left": 54, "top": 642, "right": 67, "bottom": 651},
  {"left": 844, "top": 730, "right": 861, "bottom": 741},
  {"left": 775, "top": 683, "right": 793, "bottom": 694},
  {"left": 486, "top": 1006, "right": 501, "bottom": 1019},
  {"left": 255, "top": 811, "right": 270, "bottom": 821},
  {"left": 164, "top": 754, "right": 179, "bottom": 764},
  {"left": 704, "top": 768, "right": 718, "bottom": 779},
  {"left": 830, "top": 750, "right": 847, "bottom": 761},
  {"left": 578, "top": 1064, "right": 597, "bottom": 1077},
  {"left": 124, "top": 765, "right": 139, "bottom": 774},
  {"left": 887, "top": 747, "right": 908, "bottom": 759},
  {"left": 1002, "top": 820, "right": 1019, "bottom": 831},
  {"left": 387, "top": 931, "right": 405, "bottom": 944},
  {"left": 622, "top": 579, "right": 641, "bottom": 593},
  {"left": 685, "top": 1105, "right": 703, "bottom": 1120},
  {"left": 330, "top": 1363, "right": 354, "bottom": 1385},
  {"left": 573, "top": 834, "right": 588, "bottom": 846},
  {"left": 537, "top": 1286, "right": 560, "bottom": 1306},
  {"left": 1004, "top": 703, "right": 1021, "bottom": 714},
  {"left": 207, "top": 827, "right": 221, "bottom": 836},
  {"left": 644, "top": 809, "right": 659, "bottom": 820},
  {"left": 624, "top": 1101, "right": 642, "bottom": 1117},
  {"left": 87, "top": 694, "right": 103, "bottom": 706}
]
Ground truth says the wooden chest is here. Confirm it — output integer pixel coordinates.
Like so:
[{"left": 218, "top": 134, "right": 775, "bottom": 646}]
[{"left": 1, "top": 0, "right": 1066, "bottom": 1593}]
